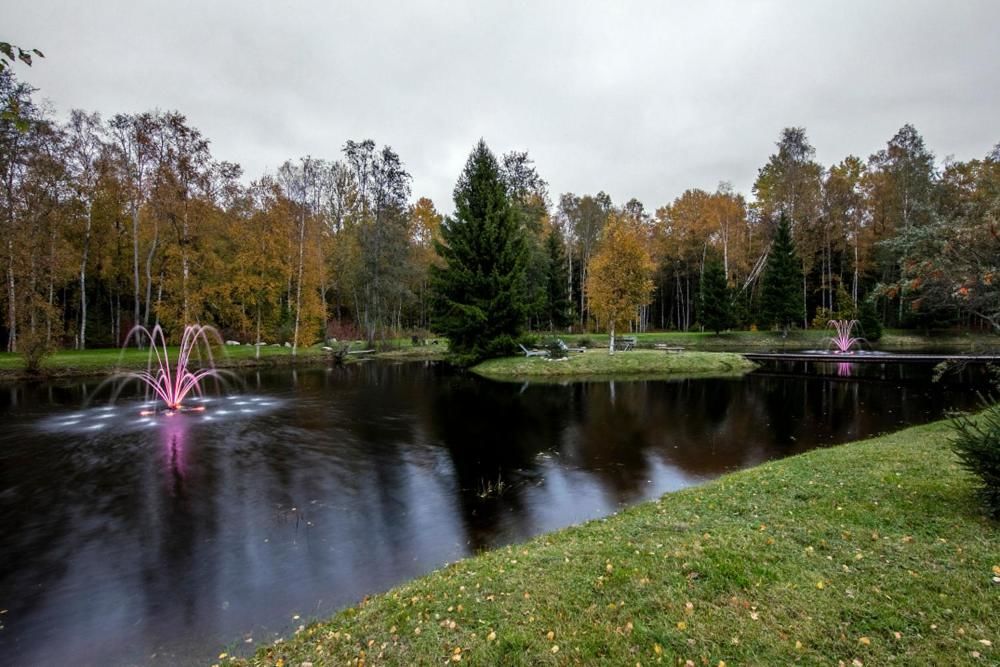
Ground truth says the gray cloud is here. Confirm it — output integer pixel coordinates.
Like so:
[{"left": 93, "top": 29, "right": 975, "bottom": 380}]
[{"left": 7, "top": 0, "right": 999, "bottom": 212}]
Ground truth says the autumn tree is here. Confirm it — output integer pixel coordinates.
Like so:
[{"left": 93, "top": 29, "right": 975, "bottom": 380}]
[
  {"left": 232, "top": 178, "right": 292, "bottom": 356},
  {"left": 431, "top": 140, "right": 527, "bottom": 364},
  {"left": 64, "top": 109, "right": 106, "bottom": 348},
  {"left": 408, "top": 197, "right": 443, "bottom": 330},
  {"left": 277, "top": 156, "right": 328, "bottom": 353},
  {"left": 878, "top": 145, "right": 1000, "bottom": 330},
  {"left": 343, "top": 139, "right": 413, "bottom": 343},
  {"left": 107, "top": 112, "right": 159, "bottom": 331},
  {"left": 824, "top": 156, "right": 868, "bottom": 307},
  {"left": 865, "top": 124, "right": 938, "bottom": 324},
  {"left": 586, "top": 214, "right": 655, "bottom": 354},
  {"left": 559, "top": 191, "right": 613, "bottom": 326},
  {"left": 0, "top": 70, "right": 38, "bottom": 350}
]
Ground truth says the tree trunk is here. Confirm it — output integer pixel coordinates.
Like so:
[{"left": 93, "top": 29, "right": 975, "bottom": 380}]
[
  {"left": 6, "top": 236, "right": 16, "bottom": 352},
  {"left": 181, "top": 207, "right": 190, "bottom": 324},
  {"left": 608, "top": 322, "right": 615, "bottom": 356},
  {"left": 852, "top": 239, "right": 859, "bottom": 307},
  {"left": 79, "top": 203, "right": 92, "bottom": 349},
  {"left": 132, "top": 207, "right": 141, "bottom": 330},
  {"left": 292, "top": 212, "right": 306, "bottom": 356},
  {"left": 255, "top": 307, "right": 261, "bottom": 360},
  {"left": 802, "top": 261, "right": 808, "bottom": 329},
  {"left": 143, "top": 220, "right": 158, "bottom": 327}
]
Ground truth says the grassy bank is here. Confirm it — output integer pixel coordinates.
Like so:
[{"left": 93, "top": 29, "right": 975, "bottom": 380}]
[
  {"left": 0, "top": 341, "right": 447, "bottom": 380},
  {"left": 556, "top": 329, "right": 1000, "bottom": 352},
  {"left": 0, "top": 344, "right": 330, "bottom": 380},
  {"left": 472, "top": 350, "right": 756, "bottom": 380},
  {"left": 224, "top": 418, "right": 998, "bottom": 666}
]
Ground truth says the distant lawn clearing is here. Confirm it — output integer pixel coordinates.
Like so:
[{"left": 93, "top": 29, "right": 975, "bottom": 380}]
[
  {"left": 472, "top": 349, "right": 756, "bottom": 379},
  {"left": 225, "top": 418, "right": 998, "bottom": 666},
  {"left": 0, "top": 344, "right": 330, "bottom": 379}
]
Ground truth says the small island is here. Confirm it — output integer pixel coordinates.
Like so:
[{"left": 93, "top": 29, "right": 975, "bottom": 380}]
[{"left": 473, "top": 349, "right": 756, "bottom": 379}]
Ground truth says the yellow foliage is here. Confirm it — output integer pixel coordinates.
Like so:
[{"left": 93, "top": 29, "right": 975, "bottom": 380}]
[{"left": 586, "top": 213, "right": 655, "bottom": 338}]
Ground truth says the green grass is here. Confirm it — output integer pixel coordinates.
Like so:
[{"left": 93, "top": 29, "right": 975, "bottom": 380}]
[
  {"left": 554, "top": 329, "right": 1000, "bottom": 352},
  {"left": 0, "top": 341, "right": 448, "bottom": 379},
  {"left": 0, "top": 344, "right": 332, "bottom": 379},
  {"left": 472, "top": 350, "right": 756, "bottom": 380},
  {"left": 224, "top": 418, "right": 999, "bottom": 667}
]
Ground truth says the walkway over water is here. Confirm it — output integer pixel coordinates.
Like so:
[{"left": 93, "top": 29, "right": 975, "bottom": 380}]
[{"left": 744, "top": 352, "right": 1000, "bottom": 364}]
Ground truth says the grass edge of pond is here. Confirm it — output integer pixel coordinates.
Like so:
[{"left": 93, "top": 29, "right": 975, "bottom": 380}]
[
  {"left": 227, "top": 415, "right": 999, "bottom": 666},
  {"left": 472, "top": 350, "right": 756, "bottom": 379},
  {"left": 0, "top": 344, "right": 447, "bottom": 381}
]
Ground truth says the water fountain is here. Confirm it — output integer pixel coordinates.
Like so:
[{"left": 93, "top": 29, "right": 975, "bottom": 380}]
[
  {"left": 827, "top": 319, "right": 866, "bottom": 354},
  {"left": 120, "top": 323, "right": 226, "bottom": 412}
]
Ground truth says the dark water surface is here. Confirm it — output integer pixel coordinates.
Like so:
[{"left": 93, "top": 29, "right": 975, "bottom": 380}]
[{"left": 0, "top": 359, "right": 985, "bottom": 666}]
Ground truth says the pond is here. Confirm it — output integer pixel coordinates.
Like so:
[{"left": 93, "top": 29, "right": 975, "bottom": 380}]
[{"left": 0, "top": 359, "right": 986, "bottom": 666}]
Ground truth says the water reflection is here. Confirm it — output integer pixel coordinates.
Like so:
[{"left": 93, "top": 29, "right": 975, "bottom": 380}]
[{"left": 0, "top": 360, "right": 986, "bottom": 666}]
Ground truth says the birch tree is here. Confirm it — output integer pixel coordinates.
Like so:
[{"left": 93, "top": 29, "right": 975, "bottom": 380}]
[{"left": 586, "top": 213, "right": 654, "bottom": 354}]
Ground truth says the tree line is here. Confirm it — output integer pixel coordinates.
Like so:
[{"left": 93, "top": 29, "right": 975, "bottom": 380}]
[{"left": 2, "top": 66, "right": 999, "bottom": 356}]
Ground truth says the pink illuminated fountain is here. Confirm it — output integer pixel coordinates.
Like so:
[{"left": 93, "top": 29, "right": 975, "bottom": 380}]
[
  {"left": 827, "top": 319, "right": 866, "bottom": 354},
  {"left": 121, "top": 324, "right": 224, "bottom": 412}
]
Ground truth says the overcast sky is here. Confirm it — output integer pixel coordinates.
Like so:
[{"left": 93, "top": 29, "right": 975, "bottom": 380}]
[{"left": 6, "top": 1, "right": 1000, "bottom": 213}]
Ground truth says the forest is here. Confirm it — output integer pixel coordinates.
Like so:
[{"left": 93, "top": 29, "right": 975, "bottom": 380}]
[{"left": 2, "top": 66, "right": 999, "bottom": 354}]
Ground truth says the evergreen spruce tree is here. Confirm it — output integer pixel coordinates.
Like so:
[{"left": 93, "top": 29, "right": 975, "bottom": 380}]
[
  {"left": 544, "top": 229, "right": 571, "bottom": 330},
  {"left": 759, "top": 214, "right": 803, "bottom": 331},
  {"left": 857, "top": 298, "right": 883, "bottom": 341},
  {"left": 699, "top": 259, "right": 732, "bottom": 334},
  {"left": 430, "top": 140, "right": 528, "bottom": 364}
]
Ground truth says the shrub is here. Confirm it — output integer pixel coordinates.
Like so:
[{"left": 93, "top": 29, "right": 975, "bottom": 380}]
[
  {"left": 951, "top": 405, "right": 1000, "bottom": 518},
  {"left": 18, "top": 326, "right": 55, "bottom": 374},
  {"left": 541, "top": 338, "right": 567, "bottom": 359},
  {"left": 577, "top": 337, "right": 593, "bottom": 348}
]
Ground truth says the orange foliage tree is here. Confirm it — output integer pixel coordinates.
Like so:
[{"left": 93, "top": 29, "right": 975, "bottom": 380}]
[{"left": 586, "top": 214, "right": 655, "bottom": 354}]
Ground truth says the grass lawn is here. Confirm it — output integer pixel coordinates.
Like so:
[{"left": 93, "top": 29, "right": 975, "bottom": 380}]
[
  {"left": 0, "top": 344, "right": 332, "bottom": 379},
  {"left": 0, "top": 341, "right": 448, "bottom": 379},
  {"left": 554, "top": 329, "right": 1000, "bottom": 352},
  {"left": 472, "top": 350, "right": 756, "bottom": 380},
  {"left": 224, "top": 418, "right": 999, "bottom": 666}
]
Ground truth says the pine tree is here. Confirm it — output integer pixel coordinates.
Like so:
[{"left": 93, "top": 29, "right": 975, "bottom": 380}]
[
  {"left": 759, "top": 214, "right": 803, "bottom": 331},
  {"left": 544, "top": 228, "right": 571, "bottom": 330},
  {"left": 430, "top": 140, "right": 527, "bottom": 364},
  {"left": 857, "top": 298, "right": 883, "bottom": 341},
  {"left": 699, "top": 259, "right": 732, "bottom": 334}
]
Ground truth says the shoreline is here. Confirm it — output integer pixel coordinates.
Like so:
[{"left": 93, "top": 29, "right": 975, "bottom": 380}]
[
  {"left": 225, "top": 416, "right": 997, "bottom": 666},
  {"left": 472, "top": 349, "right": 757, "bottom": 379},
  {"left": 0, "top": 344, "right": 447, "bottom": 382}
]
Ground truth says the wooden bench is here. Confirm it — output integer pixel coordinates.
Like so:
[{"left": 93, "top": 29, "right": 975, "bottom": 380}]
[
  {"left": 615, "top": 336, "right": 637, "bottom": 351},
  {"left": 654, "top": 344, "right": 685, "bottom": 353}
]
